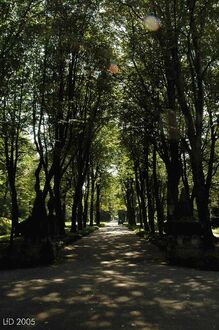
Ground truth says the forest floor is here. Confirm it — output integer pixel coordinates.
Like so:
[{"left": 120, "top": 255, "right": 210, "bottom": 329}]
[{"left": 0, "top": 220, "right": 219, "bottom": 330}]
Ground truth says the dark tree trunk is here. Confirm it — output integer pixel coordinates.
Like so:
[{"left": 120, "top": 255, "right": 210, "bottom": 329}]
[
  {"left": 62, "top": 200, "right": 66, "bottom": 224},
  {"left": 163, "top": 45, "right": 182, "bottom": 222},
  {"left": 9, "top": 177, "right": 19, "bottom": 246},
  {"left": 125, "top": 179, "right": 136, "bottom": 226},
  {"left": 89, "top": 167, "right": 95, "bottom": 226},
  {"left": 3, "top": 127, "right": 20, "bottom": 245},
  {"left": 134, "top": 162, "right": 143, "bottom": 228},
  {"left": 2, "top": 76, "right": 24, "bottom": 246},
  {"left": 165, "top": 11, "right": 214, "bottom": 247},
  {"left": 166, "top": 140, "right": 181, "bottom": 222},
  {"left": 83, "top": 175, "right": 90, "bottom": 228},
  {"left": 53, "top": 45, "right": 65, "bottom": 236},
  {"left": 153, "top": 145, "right": 164, "bottom": 235},
  {"left": 71, "top": 194, "right": 77, "bottom": 233},
  {"left": 144, "top": 145, "right": 155, "bottom": 233},
  {"left": 196, "top": 187, "right": 214, "bottom": 248},
  {"left": 71, "top": 137, "right": 91, "bottom": 232},
  {"left": 31, "top": 190, "right": 48, "bottom": 240},
  {"left": 77, "top": 189, "right": 83, "bottom": 231},
  {"left": 191, "top": 152, "right": 214, "bottom": 248},
  {"left": 47, "top": 195, "right": 56, "bottom": 237},
  {"left": 19, "top": 157, "right": 48, "bottom": 241},
  {"left": 95, "top": 182, "right": 101, "bottom": 226},
  {"left": 54, "top": 163, "right": 65, "bottom": 235},
  {"left": 71, "top": 170, "right": 84, "bottom": 232},
  {"left": 139, "top": 169, "right": 149, "bottom": 231},
  {"left": 181, "top": 151, "right": 193, "bottom": 216}
]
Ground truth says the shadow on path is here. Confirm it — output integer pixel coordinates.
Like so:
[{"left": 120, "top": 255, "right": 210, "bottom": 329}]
[{"left": 0, "top": 220, "right": 219, "bottom": 330}]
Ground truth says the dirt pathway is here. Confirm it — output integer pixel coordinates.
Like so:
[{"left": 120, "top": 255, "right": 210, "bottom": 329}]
[{"left": 0, "top": 220, "right": 219, "bottom": 330}]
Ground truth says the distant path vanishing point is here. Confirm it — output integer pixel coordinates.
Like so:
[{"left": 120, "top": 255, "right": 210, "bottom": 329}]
[{"left": 0, "top": 220, "right": 219, "bottom": 330}]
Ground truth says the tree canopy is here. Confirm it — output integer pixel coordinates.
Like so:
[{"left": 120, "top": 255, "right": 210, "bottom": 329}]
[{"left": 0, "top": 0, "right": 218, "bottom": 264}]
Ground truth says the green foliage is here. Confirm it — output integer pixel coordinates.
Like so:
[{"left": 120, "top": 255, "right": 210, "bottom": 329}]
[
  {"left": 16, "top": 138, "right": 37, "bottom": 219},
  {"left": 127, "top": 223, "right": 146, "bottom": 237},
  {"left": 90, "top": 121, "right": 127, "bottom": 212},
  {"left": 63, "top": 225, "right": 99, "bottom": 245},
  {"left": 0, "top": 217, "right": 11, "bottom": 235},
  {"left": 0, "top": 0, "right": 218, "bottom": 264}
]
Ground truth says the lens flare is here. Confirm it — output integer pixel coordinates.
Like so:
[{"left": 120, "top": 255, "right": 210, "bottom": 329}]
[
  {"left": 108, "top": 63, "right": 119, "bottom": 75},
  {"left": 143, "top": 15, "right": 160, "bottom": 32}
]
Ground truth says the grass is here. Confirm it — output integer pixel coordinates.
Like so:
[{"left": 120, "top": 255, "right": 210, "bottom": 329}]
[
  {"left": 63, "top": 225, "right": 99, "bottom": 245},
  {"left": 99, "top": 221, "right": 106, "bottom": 227},
  {"left": 126, "top": 223, "right": 146, "bottom": 238},
  {"left": 78, "top": 225, "right": 99, "bottom": 236}
]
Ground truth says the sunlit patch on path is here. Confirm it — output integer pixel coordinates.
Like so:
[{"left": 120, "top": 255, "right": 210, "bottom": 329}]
[{"left": 0, "top": 220, "right": 219, "bottom": 329}]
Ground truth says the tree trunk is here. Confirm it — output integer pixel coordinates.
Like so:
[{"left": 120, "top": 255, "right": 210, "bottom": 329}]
[
  {"left": 83, "top": 175, "right": 90, "bottom": 228},
  {"left": 181, "top": 151, "right": 193, "bottom": 216},
  {"left": 165, "top": 46, "right": 182, "bottom": 222},
  {"left": 139, "top": 169, "right": 149, "bottom": 231},
  {"left": 166, "top": 139, "right": 181, "bottom": 222},
  {"left": 71, "top": 170, "right": 84, "bottom": 232},
  {"left": 191, "top": 151, "right": 214, "bottom": 248},
  {"left": 54, "top": 162, "right": 65, "bottom": 235},
  {"left": 144, "top": 145, "right": 155, "bottom": 233},
  {"left": 134, "top": 162, "right": 143, "bottom": 228},
  {"left": 89, "top": 167, "right": 95, "bottom": 226},
  {"left": 48, "top": 195, "right": 56, "bottom": 237},
  {"left": 171, "top": 39, "right": 214, "bottom": 247},
  {"left": 95, "top": 182, "right": 101, "bottom": 226},
  {"left": 31, "top": 190, "right": 48, "bottom": 240},
  {"left": 153, "top": 145, "right": 164, "bottom": 235},
  {"left": 9, "top": 177, "right": 19, "bottom": 246},
  {"left": 125, "top": 179, "right": 136, "bottom": 226},
  {"left": 71, "top": 193, "right": 78, "bottom": 233},
  {"left": 77, "top": 189, "right": 83, "bottom": 231}
]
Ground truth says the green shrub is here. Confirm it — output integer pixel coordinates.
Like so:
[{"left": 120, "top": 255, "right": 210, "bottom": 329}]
[{"left": 79, "top": 225, "right": 99, "bottom": 236}]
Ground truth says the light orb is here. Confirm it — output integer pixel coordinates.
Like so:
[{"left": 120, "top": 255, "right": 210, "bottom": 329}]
[
  {"left": 143, "top": 15, "right": 160, "bottom": 32},
  {"left": 108, "top": 63, "right": 119, "bottom": 75}
]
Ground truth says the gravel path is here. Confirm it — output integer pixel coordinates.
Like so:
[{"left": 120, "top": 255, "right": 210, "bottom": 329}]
[{"left": 0, "top": 220, "right": 219, "bottom": 330}]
